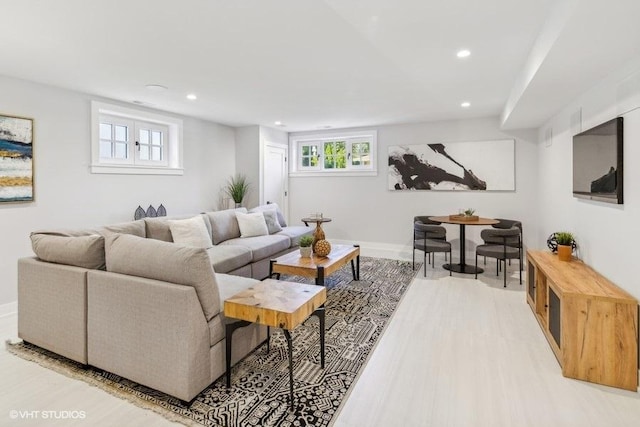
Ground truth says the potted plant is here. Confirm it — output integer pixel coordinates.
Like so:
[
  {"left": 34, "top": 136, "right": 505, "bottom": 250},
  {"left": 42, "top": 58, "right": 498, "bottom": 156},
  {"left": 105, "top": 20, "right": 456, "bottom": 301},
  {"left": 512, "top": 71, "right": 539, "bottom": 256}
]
[
  {"left": 299, "top": 235, "right": 313, "bottom": 258},
  {"left": 555, "top": 231, "right": 575, "bottom": 261},
  {"left": 463, "top": 208, "right": 475, "bottom": 217},
  {"left": 224, "top": 174, "right": 250, "bottom": 207}
]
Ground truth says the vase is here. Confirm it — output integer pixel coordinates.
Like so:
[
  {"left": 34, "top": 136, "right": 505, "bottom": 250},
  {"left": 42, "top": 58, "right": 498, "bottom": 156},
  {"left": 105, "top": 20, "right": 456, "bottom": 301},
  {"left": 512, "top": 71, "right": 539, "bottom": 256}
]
[
  {"left": 299, "top": 246, "right": 312, "bottom": 258},
  {"left": 557, "top": 244, "right": 572, "bottom": 261}
]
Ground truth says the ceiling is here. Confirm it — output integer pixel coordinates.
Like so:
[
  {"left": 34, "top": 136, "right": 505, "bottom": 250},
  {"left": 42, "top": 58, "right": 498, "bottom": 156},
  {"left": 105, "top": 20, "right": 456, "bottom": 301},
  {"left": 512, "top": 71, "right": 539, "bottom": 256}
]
[{"left": 1, "top": 0, "right": 639, "bottom": 132}]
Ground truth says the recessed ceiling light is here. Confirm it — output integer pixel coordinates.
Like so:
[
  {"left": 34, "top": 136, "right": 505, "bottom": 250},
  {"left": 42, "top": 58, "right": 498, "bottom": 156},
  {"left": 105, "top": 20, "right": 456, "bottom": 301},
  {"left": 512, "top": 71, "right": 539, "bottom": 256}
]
[
  {"left": 145, "top": 84, "right": 168, "bottom": 91},
  {"left": 186, "top": 94, "right": 197, "bottom": 100},
  {"left": 456, "top": 49, "right": 471, "bottom": 58},
  {"left": 274, "top": 121, "right": 287, "bottom": 127},
  {"left": 461, "top": 101, "right": 471, "bottom": 108}
]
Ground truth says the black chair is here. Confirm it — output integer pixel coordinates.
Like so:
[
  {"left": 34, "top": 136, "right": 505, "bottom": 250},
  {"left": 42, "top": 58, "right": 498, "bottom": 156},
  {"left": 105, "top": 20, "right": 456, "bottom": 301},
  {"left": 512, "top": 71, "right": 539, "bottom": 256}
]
[
  {"left": 413, "top": 222, "right": 452, "bottom": 277},
  {"left": 413, "top": 216, "right": 448, "bottom": 268},
  {"left": 475, "top": 227, "right": 522, "bottom": 287},
  {"left": 481, "top": 219, "right": 523, "bottom": 270}
]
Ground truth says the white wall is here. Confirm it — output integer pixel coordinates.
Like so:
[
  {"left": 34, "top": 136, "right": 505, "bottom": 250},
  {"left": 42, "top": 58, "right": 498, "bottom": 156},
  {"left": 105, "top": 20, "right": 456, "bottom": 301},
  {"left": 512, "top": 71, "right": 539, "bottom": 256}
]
[
  {"left": 0, "top": 75, "right": 237, "bottom": 308},
  {"left": 235, "top": 125, "right": 288, "bottom": 210},
  {"left": 537, "top": 58, "right": 640, "bottom": 300},
  {"left": 289, "top": 117, "right": 539, "bottom": 258},
  {"left": 234, "top": 125, "right": 260, "bottom": 208}
]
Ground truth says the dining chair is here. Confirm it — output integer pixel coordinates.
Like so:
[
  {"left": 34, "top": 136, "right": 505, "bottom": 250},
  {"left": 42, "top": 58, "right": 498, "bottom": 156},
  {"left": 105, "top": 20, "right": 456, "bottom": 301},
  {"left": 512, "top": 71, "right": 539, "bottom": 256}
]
[
  {"left": 413, "top": 222, "right": 452, "bottom": 277},
  {"left": 413, "top": 216, "right": 448, "bottom": 270},
  {"left": 481, "top": 218, "right": 523, "bottom": 271},
  {"left": 475, "top": 227, "right": 522, "bottom": 287}
]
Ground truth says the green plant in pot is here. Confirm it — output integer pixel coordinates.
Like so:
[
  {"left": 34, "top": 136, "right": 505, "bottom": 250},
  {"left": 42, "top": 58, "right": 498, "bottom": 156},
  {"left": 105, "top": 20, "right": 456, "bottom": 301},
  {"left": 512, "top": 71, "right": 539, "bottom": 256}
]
[
  {"left": 463, "top": 208, "right": 475, "bottom": 217},
  {"left": 299, "top": 235, "right": 314, "bottom": 258},
  {"left": 555, "top": 231, "right": 575, "bottom": 262},
  {"left": 224, "top": 174, "right": 250, "bottom": 207}
]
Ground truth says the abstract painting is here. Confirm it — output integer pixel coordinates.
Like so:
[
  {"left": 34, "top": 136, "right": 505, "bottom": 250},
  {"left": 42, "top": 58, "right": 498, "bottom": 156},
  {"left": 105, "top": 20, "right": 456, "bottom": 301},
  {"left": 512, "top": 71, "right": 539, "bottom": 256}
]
[
  {"left": 388, "top": 139, "right": 515, "bottom": 191},
  {"left": 0, "top": 115, "right": 33, "bottom": 202}
]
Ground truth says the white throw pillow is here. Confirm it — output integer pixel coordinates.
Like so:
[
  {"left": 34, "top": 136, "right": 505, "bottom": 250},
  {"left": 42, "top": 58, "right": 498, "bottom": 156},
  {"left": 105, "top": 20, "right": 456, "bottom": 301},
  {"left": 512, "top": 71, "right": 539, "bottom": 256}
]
[
  {"left": 263, "top": 210, "right": 283, "bottom": 234},
  {"left": 168, "top": 216, "right": 213, "bottom": 248},
  {"left": 236, "top": 212, "right": 269, "bottom": 238}
]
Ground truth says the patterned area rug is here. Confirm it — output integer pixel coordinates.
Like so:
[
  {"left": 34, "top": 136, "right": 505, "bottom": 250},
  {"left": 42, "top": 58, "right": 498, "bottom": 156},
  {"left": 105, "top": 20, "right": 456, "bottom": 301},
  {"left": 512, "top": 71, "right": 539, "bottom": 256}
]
[{"left": 7, "top": 257, "right": 417, "bottom": 427}]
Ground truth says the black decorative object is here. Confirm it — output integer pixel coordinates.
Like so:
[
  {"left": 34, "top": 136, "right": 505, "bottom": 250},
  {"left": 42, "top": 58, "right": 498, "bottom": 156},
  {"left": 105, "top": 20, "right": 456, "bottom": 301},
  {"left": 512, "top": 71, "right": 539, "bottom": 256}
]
[
  {"left": 388, "top": 140, "right": 515, "bottom": 191},
  {"left": 134, "top": 205, "right": 146, "bottom": 220},
  {"left": 146, "top": 205, "right": 157, "bottom": 218},
  {"left": 157, "top": 204, "right": 167, "bottom": 217},
  {"left": 547, "top": 233, "right": 577, "bottom": 254}
]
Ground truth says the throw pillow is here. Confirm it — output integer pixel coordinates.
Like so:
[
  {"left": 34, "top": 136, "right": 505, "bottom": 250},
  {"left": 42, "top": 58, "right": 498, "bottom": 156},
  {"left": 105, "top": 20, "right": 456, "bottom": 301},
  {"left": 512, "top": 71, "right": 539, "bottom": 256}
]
[
  {"left": 168, "top": 216, "right": 213, "bottom": 248},
  {"left": 235, "top": 212, "right": 269, "bottom": 238},
  {"left": 263, "top": 210, "right": 283, "bottom": 234},
  {"left": 249, "top": 203, "right": 287, "bottom": 227}
]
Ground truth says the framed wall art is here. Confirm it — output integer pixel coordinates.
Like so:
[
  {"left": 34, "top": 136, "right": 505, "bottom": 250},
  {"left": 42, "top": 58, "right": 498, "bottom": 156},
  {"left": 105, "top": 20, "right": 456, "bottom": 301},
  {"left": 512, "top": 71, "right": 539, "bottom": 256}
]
[
  {"left": 388, "top": 139, "right": 515, "bottom": 191},
  {"left": 0, "top": 114, "right": 33, "bottom": 202}
]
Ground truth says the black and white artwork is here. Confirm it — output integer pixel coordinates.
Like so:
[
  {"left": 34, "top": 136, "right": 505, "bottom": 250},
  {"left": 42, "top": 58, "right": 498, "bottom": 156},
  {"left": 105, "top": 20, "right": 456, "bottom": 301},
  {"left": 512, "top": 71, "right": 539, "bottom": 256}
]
[{"left": 388, "top": 139, "right": 515, "bottom": 191}]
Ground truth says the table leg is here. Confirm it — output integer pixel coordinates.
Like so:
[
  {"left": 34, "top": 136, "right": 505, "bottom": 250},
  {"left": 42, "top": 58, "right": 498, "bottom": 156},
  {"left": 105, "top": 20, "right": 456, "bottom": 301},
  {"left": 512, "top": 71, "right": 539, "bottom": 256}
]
[
  {"left": 316, "top": 266, "right": 325, "bottom": 286},
  {"left": 351, "top": 244, "right": 360, "bottom": 281},
  {"left": 283, "top": 329, "right": 294, "bottom": 410},
  {"left": 312, "top": 306, "right": 326, "bottom": 368},
  {"left": 225, "top": 320, "right": 251, "bottom": 388},
  {"left": 443, "top": 224, "right": 484, "bottom": 274},
  {"left": 459, "top": 224, "right": 466, "bottom": 266}
]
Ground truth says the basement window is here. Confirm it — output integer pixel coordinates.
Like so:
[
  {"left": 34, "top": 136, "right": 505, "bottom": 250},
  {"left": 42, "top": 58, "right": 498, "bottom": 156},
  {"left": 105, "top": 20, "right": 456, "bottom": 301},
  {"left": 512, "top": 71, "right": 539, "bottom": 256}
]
[
  {"left": 290, "top": 130, "right": 377, "bottom": 177},
  {"left": 91, "top": 101, "right": 183, "bottom": 175}
]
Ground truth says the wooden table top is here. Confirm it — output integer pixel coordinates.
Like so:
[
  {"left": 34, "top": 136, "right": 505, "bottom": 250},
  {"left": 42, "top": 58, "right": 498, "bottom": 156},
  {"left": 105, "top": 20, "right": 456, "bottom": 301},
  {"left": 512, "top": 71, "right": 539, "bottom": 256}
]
[
  {"left": 429, "top": 215, "right": 499, "bottom": 226},
  {"left": 224, "top": 279, "right": 327, "bottom": 330},
  {"left": 271, "top": 244, "right": 359, "bottom": 278},
  {"left": 526, "top": 250, "right": 637, "bottom": 302}
]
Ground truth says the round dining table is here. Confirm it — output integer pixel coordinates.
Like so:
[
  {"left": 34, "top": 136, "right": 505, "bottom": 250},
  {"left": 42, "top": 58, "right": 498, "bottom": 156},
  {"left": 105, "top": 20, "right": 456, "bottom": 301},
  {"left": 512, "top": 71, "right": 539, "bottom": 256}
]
[{"left": 428, "top": 216, "right": 499, "bottom": 274}]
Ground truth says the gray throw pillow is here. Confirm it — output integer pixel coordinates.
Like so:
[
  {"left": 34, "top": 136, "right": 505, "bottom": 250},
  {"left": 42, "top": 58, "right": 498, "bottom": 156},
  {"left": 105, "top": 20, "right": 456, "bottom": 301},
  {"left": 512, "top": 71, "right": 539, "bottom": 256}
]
[{"left": 263, "top": 210, "right": 283, "bottom": 234}]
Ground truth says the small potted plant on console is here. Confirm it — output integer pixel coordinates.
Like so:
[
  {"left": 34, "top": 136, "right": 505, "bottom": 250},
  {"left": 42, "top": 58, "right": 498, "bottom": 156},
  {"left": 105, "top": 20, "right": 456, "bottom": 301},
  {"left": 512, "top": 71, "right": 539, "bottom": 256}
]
[
  {"left": 299, "top": 235, "right": 314, "bottom": 258},
  {"left": 555, "top": 231, "right": 575, "bottom": 262}
]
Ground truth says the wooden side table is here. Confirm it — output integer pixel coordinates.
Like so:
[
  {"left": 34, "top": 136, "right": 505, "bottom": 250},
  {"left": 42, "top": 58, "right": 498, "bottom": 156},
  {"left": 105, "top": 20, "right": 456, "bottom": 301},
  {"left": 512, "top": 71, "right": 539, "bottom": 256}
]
[{"left": 224, "top": 279, "right": 327, "bottom": 410}]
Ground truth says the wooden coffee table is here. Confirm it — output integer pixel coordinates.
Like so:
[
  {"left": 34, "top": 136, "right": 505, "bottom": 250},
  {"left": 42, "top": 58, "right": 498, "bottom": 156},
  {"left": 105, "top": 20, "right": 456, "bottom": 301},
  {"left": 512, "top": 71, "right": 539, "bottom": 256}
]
[
  {"left": 224, "top": 279, "right": 327, "bottom": 410},
  {"left": 269, "top": 244, "right": 360, "bottom": 286}
]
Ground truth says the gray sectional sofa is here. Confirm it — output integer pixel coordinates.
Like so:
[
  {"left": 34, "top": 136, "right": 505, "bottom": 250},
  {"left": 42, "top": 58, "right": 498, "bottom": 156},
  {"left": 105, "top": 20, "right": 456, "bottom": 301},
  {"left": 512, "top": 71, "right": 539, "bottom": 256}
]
[{"left": 17, "top": 205, "right": 312, "bottom": 401}]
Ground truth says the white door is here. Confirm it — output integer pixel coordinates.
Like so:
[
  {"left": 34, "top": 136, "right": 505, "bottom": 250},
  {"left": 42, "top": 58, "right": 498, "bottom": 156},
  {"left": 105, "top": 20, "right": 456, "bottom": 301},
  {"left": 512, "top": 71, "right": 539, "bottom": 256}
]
[{"left": 263, "top": 144, "right": 288, "bottom": 221}]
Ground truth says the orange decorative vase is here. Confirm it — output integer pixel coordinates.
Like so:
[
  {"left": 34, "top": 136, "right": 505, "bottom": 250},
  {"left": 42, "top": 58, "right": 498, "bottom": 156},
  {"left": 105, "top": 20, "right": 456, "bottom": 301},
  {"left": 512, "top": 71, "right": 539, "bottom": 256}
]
[{"left": 557, "top": 245, "right": 572, "bottom": 262}]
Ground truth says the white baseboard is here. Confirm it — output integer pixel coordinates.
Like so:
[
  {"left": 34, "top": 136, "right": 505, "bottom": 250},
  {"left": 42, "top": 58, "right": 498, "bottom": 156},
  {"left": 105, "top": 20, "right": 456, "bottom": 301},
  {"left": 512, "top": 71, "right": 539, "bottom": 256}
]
[
  {"left": 330, "top": 239, "right": 412, "bottom": 261},
  {"left": 0, "top": 301, "right": 17, "bottom": 318}
]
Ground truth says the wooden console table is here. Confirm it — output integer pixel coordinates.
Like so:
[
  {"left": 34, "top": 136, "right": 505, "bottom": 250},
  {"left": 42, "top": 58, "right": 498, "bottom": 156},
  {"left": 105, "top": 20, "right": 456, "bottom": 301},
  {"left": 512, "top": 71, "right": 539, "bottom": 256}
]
[{"left": 526, "top": 250, "right": 638, "bottom": 390}]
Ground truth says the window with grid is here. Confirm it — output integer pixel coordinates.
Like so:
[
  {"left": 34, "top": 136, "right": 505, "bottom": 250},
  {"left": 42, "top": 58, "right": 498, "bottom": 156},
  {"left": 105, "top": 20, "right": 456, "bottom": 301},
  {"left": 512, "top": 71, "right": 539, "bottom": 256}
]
[
  {"left": 91, "top": 102, "right": 183, "bottom": 175},
  {"left": 291, "top": 130, "right": 377, "bottom": 176}
]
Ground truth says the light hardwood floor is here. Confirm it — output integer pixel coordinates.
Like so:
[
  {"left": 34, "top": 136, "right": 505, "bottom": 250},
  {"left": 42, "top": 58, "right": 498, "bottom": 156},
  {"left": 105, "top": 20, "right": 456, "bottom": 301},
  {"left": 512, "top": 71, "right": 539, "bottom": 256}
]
[{"left": 1, "top": 259, "right": 639, "bottom": 426}]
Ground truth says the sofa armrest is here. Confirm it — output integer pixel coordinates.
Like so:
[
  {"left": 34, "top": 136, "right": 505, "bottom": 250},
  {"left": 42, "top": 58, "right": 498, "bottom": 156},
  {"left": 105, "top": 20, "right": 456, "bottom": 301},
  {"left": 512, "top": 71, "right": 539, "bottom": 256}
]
[
  {"left": 18, "top": 257, "right": 88, "bottom": 364},
  {"left": 87, "top": 270, "right": 211, "bottom": 401}
]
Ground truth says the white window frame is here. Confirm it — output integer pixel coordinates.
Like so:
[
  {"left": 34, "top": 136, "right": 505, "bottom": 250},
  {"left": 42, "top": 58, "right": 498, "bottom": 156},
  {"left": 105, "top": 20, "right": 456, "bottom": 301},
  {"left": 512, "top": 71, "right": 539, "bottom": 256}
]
[
  {"left": 91, "top": 101, "right": 183, "bottom": 175},
  {"left": 290, "top": 130, "right": 377, "bottom": 177}
]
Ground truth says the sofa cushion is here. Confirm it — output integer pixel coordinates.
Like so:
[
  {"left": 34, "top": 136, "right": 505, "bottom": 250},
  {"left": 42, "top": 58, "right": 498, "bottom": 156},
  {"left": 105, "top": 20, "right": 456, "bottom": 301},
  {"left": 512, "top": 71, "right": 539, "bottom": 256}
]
[
  {"left": 104, "top": 233, "right": 220, "bottom": 321},
  {"left": 221, "top": 234, "right": 290, "bottom": 262},
  {"left": 99, "top": 220, "right": 146, "bottom": 238},
  {"left": 30, "top": 232, "right": 106, "bottom": 269},
  {"left": 168, "top": 216, "right": 213, "bottom": 248},
  {"left": 250, "top": 203, "right": 287, "bottom": 227},
  {"left": 262, "top": 210, "right": 283, "bottom": 234},
  {"left": 145, "top": 214, "right": 212, "bottom": 242},
  {"left": 276, "top": 226, "right": 313, "bottom": 247},
  {"left": 206, "top": 245, "right": 252, "bottom": 274},
  {"left": 236, "top": 212, "right": 269, "bottom": 238},
  {"left": 206, "top": 208, "right": 247, "bottom": 245}
]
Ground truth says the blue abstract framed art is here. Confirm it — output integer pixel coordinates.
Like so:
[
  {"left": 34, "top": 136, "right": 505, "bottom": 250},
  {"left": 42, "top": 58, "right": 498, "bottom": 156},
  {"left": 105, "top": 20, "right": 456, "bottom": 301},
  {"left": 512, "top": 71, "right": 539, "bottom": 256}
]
[{"left": 0, "top": 114, "right": 33, "bottom": 202}]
